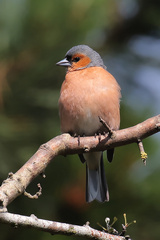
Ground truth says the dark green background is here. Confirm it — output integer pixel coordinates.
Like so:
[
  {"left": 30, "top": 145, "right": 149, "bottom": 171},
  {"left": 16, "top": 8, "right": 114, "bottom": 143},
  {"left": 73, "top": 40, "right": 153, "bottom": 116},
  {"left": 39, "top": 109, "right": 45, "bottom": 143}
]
[{"left": 0, "top": 0, "right": 160, "bottom": 239}]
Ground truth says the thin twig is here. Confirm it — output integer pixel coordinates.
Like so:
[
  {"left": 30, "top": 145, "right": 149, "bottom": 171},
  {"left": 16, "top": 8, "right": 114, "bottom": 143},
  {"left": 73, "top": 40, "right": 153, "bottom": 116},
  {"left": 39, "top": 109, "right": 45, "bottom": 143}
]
[
  {"left": 137, "top": 139, "right": 148, "bottom": 165},
  {"left": 24, "top": 183, "right": 42, "bottom": 199},
  {"left": 98, "top": 116, "right": 115, "bottom": 137},
  {"left": 0, "top": 212, "right": 125, "bottom": 240}
]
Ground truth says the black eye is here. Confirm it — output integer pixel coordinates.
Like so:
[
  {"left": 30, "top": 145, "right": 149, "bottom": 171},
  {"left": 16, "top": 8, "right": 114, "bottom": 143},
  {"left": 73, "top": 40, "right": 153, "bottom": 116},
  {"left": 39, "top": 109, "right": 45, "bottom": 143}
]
[{"left": 73, "top": 57, "right": 80, "bottom": 62}]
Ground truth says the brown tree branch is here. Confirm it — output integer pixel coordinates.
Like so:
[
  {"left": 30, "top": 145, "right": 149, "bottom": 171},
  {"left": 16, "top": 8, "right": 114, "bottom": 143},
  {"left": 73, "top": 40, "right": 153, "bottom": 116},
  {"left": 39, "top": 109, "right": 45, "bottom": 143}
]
[
  {"left": 0, "top": 212, "right": 125, "bottom": 240},
  {"left": 0, "top": 115, "right": 159, "bottom": 211}
]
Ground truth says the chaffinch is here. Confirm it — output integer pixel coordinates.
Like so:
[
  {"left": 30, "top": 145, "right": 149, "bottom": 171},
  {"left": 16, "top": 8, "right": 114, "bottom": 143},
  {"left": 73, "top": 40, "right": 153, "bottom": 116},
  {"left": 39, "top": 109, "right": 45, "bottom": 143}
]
[{"left": 57, "top": 45, "right": 121, "bottom": 202}]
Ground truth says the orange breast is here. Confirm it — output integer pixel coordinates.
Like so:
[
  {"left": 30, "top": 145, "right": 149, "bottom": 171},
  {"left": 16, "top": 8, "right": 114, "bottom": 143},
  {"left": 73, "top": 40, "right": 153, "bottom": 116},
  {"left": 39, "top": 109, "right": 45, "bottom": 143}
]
[{"left": 59, "top": 67, "right": 121, "bottom": 135}]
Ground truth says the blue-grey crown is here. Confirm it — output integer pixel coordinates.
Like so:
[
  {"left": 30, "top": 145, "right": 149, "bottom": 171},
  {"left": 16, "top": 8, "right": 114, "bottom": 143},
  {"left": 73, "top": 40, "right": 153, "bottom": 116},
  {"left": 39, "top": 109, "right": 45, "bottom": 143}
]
[{"left": 65, "top": 45, "right": 106, "bottom": 69}]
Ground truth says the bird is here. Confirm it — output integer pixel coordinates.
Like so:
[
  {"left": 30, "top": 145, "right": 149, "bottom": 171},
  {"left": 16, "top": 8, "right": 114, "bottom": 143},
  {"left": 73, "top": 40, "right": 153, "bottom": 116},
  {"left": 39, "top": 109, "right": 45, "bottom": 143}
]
[{"left": 56, "top": 45, "right": 121, "bottom": 203}]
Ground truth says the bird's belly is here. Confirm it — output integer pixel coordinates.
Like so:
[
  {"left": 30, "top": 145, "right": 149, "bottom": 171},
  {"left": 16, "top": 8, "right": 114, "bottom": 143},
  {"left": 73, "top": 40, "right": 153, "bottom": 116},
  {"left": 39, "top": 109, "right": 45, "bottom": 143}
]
[
  {"left": 62, "top": 106, "right": 101, "bottom": 135},
  {"left": 59, "top": 93, "right": 102, "bottom": 135},
  {"left": 76, "top": 109, "right": 101, "bottom": 135}
]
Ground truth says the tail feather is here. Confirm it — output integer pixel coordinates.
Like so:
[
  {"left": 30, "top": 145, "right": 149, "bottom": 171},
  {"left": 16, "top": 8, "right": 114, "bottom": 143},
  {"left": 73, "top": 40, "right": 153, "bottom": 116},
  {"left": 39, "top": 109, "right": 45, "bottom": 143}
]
[
  {"left": 107, "top": 148, "right": 114, "bottom": 163},
  {"left": 86, "top": 154, "right": 109, "bottom": 203}
]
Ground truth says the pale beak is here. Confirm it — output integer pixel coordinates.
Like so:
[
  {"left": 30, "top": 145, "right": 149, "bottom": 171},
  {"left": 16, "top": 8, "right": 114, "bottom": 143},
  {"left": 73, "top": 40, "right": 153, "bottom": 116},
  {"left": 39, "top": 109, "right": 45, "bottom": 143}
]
[{"left": 56, "top": 58, "right": 71, "bottom": 67}]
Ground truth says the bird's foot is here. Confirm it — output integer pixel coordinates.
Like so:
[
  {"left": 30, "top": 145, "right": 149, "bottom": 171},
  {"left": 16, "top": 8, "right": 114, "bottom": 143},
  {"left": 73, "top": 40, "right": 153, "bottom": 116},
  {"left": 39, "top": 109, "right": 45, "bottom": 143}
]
[
  {"left": 73, "top": 133, "right": 85, "bottom": 146},
  {"left": 73, "top": 133, "right": 81, "bottom": 146}
]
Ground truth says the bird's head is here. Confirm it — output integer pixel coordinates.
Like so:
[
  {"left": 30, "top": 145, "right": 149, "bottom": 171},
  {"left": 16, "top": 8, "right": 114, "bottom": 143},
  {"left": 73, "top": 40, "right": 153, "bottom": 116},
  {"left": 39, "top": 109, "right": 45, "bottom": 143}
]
[{"left": 56, "top": 45, "right": 106, "bottom": 71}]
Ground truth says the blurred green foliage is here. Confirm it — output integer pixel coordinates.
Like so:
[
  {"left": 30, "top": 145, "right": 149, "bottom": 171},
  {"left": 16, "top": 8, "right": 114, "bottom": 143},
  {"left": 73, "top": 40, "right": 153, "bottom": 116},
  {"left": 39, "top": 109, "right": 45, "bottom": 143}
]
[{"left": 0, "top": 0, "right": 160, "bottom": 240}]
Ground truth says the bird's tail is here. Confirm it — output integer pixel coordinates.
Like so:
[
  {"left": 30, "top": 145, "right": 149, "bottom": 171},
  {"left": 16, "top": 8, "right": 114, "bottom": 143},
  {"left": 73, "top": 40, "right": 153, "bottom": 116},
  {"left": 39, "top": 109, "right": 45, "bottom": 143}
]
[{"left": 86, "top": 154, "right": 109, "bottom": 203}]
